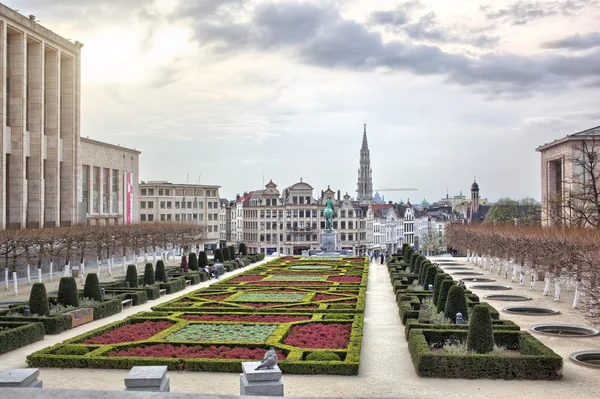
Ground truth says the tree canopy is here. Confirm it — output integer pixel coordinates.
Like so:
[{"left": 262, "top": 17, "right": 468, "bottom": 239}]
[{"left": 484, "top": 198, "right": 541, "bottom": 225}]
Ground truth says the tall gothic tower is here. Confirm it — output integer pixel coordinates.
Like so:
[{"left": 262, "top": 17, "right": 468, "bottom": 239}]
[{"left": 356, "top": 123, "right": 373, "bottom": 204}]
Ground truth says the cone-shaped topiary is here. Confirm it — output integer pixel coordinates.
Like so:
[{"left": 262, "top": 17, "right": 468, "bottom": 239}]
[
  {"left": 413, "top": 256, "right": 423, "bottom": 276},
  {"left": 223, "top": 247, "right": 231, "bottom": 261},
  {"left": 228, "top": 246, "right": 236, "bottom": 260},
  {"left": 57, "top": 277, "right": 79, "bottom": 307},
  {"left": 181, "top": 255, "right": 189, "bottom": 272},
  {"left": 239, "top": 243, "right": 248, "bottom": 256},
  {"left": 409, "top": 253, "right": 419, "bottom": 272},
  {"left": 467, "top": 304, "right": 495, "bottom": 354},
  {"left": 424, "top": 266, "right": 439, "bottom": 290},
  {"left": 188, "top": 252, "right": 199, "bottom": 271},
  {"left": 144, "top": 263, "right": 155, "bottom": 285},
  {"left": 198, "top": 251, "right": 208, "bottom": 268},
  {"left": 83, "top": 273, "right": 102, "bottom": 301},
  {"left": 436, "top": 279, "right": 456, "bottom": 314},
  {"left": 444, "top": 285, "right": 469, "bottom": 323},
  {"left": 214, "top": 248, "right": 224, "bottom": 262},
  {"left": 126, "top": 265, "right": 138, "bottom": 288},
  {"left": 419, "top": 261, "right": 431, "bottom": 285},
  {"left": 29, "top": 282, "right": 50, "bottom": 316},
  {"left": 155, "top": 260, "right": 167, "bottom": 282},
  {"left": 432, "top": 273, "right": 447, "bottom": 304}
]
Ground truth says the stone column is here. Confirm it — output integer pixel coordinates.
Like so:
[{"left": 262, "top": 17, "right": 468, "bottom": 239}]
[
  {"left": 44, "top": 47, "right": 59, "bottom": 227},
  {"left": 26, "top": 38, "right": 44, "bottom": 228},
  {"left": 7, "top": 29, "right": 26, "bottom": 229},
  {"left": 59, "top": 54, "right": 76, "bottom": 226}
]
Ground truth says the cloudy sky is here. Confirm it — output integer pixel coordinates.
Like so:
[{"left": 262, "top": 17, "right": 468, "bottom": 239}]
[{"left": 12, "top": 0, "right": 600, "bottom": 203}]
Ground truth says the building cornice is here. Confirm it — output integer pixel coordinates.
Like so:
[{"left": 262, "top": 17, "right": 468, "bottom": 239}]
[{"left": 81, "top": 137, "right": 141, "bottom": 154}]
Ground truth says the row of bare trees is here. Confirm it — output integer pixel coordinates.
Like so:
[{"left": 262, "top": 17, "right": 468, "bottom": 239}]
[
  {"left": 1, "top": 223, "right": 207, "bottom": 295},
  {"left": 447, "top": 224, "right": 600, "bottom": 325}
]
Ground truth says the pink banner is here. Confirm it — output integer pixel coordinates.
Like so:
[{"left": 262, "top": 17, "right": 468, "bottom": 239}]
[{"left": 124, "top": 171, "right": 134, "bottom": 224}]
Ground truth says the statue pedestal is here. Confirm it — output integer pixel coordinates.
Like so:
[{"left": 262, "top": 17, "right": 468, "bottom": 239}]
[{"left": 321, "top": 231, "right": 338, "bottom": 253}]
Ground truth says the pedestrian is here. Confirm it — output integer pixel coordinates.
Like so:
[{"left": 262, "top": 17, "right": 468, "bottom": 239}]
[
  {"left": 380, "top": 252, "right": 384, "bottom": 264},
  {"left": 214, "top": 261, "right": 224, "bottom": 280}
]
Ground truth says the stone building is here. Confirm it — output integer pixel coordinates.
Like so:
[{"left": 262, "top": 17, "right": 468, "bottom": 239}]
[
  {"left": 0, "top": 5, "right": 83, "bottom": 228},
  {"left": 536, "top": 125, "right": 600, "bottom": 226},
  {"left": 356, "top": 123, "right": 373, "bottom": 205},
  {"left": 138, "top": 181, "right": 221, "bottom": 251},
  {"left": 80, "top": 138, "right": 140, "bottom": 225}
]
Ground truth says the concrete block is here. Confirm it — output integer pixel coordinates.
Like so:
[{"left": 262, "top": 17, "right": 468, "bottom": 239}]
[
  {"left": 0, "top": 369, "right": 40, "bottom": 388},
  {"left": 240, "top": 373, "right": 283, "bottom": 397},
  {"left": 241, "top": 362, "right": 282, "bottom": 382},
  {"left": 124, "top": 366, "right": 167, "bottom": 388},
  {"left": 24, "top": 379, "right": 43, "bottom": 388},
  {"left": 125, "top": 377, "right": 169, "bottom": 392}
]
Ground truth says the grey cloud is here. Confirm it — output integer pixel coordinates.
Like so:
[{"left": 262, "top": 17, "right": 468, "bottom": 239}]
[
  {"left": 482, "top": 0, "right": 596, "bottom": 25},
  {"left": 541, "top": 32, "right": 600, "bottom": 50}
]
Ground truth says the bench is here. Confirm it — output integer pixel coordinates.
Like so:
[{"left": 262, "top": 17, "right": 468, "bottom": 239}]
[
  {"left": 159, "top": 289, "right": 167, "bottom": 296},
  {"left": 121, "top": 299, "right": 133, "bottom": 309},
  {"left": 185, "top": 280, "right": 191, "bottom": 286}
]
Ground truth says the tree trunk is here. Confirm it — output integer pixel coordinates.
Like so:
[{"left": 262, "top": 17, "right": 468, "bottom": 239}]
[
  {"left": 64, "top": 261, "right": 70, "bottom": 277},
  {"left": 153, "top": 250, "right": 157, "bottom": 263},
  {"left": 466, "top": 250, "right": 470, "bottom": 262},
  {"left": 12, "top": 271, "right": 18, "bottom": 296},
  {"left": 109, "top": 256, "right": 113, "bottom": 276},
  {"left": 543, "top": 273, "right": 552, "bottom": 296},
  {"left": 573, "top": 280, "right": 582, "bottom": 308},
  {"left": 5, "top": 268, "right": 9, "bottom": 290},
  {"left": 26, "top": 264, "right": 31, "bottom": 285},
  {"left": 81, "top": 260, "right": 86, "bottom": 282},
  {"left": 530, "top": 271, "right": 537, "bottom": 290},
  {"left": 519, "top": 268, "right": 525, "bottom": 286},
  {"left": 512, "top": 262, "right": 518, "bottom": 282},
  {"left": 554, "top": 277, "right": 561, "bottom": 301},
  {"left": 49, "top": 261, "right": 53, "bottom": 282},
  {"left": 123, "top": 254, "right": 127, "bottom": 273},
  {"left": 37, "top": 268, "right": 42, "bottom": 283}
]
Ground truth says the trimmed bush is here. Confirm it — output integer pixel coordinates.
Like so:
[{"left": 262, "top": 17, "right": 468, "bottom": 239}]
[
  {"left": 228, "top": 246, "right": 235, "bottom": 260},
  {"left": 432, "top": 273, "right": 447, "bottom": 304},
  {"left": 443, "top": 285, "right": 469, "bottom": 323},
  {"left": 0, "top": 321, "right": 45, "bottom": 355},
  {"left": 55, "top": 346, "right": 90, "bottom": 356},
  {"left": 223, "top": 247, "right": 231, "bottom": 261},
  {"left": 199, "top": 251, "right": 208, "bottom": 268},
  {"left": 83, "top": 273, "right": 102, "bottom": 301},
  {"left": 181, "top": 255, "right": 189, "bottom": 272},
  {"left": 144, "top": 263, "right": 155, "bottom": 285},
  {"left": 214, "top": 248, "right": 224, "bottom": 262},
  {"left": 467, "top": 304, "right": 494, "bottom": 354},
  {"left": 419, "top": 262, "right": 431, "bottom": 286},
  {"left": 126, "top": 265, "right": 138, "bottom": 288},
  {"left": 423, "top": 266, "right": 439, "bottom": 290},
  {"left": 92, "top": 299, "right": 122, "bottom": 320},
  {"left": 189, "top": 253, "right": 199, "bottom": 271},
  {"left": 306, "top": 351, "right": 342, "bottom": 361},
  {"left": 160, "top": 277, "right": 186, "bottom": 294},
  {"left": 57, "top": 277, "right": 79, "bottom": 307},
  {"left": 436, "top": 280, "right": 455, "bottom": 314},
  {"left": 155, "top": 260, "right": 167, "bottom": 282},
  {"left": 239, "top": 243, "right": 248, "bottom": 256},
  {"left": 29, "top": 282, "right": 50, "bottom": 316}
]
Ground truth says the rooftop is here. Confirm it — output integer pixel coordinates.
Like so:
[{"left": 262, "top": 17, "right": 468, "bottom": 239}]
[{"left": 536, "top": 125, "right": 600, "bottom": 152}]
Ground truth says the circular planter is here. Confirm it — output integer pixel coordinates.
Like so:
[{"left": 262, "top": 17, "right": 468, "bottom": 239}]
[
  {"left": 459, "top": 277, "right": 496, "bottom": 282},
  {"left": 570, "top": 351, "right": 600, "bottom": 368},
  {"left": 502, "top": 306, "right": 560, "bottom": 315},
  {"left": 442, "top": 267, "right": 473, "bottom": 271},
  {"left": 530, "top": 324, "right": 600, "bottom": 337},
  {"left": 469, "top": 284, "right": 512, "bottom": 290},
  {"left": 483, "top": 294, "right": 532, "bottom": 301},
  {"left": 451, "top": 271, "right": 484, "bottom": 275}
]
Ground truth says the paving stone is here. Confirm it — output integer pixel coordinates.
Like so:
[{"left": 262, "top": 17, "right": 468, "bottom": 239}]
[
  {"left": 125, "top": 377, "right": 169, "bottom": 392},
  {"left": 0, "top": 369, "right": 40, "bottom": 388},
  {"left": 124, "top": 366, "right": 167, "bottom": 388}
]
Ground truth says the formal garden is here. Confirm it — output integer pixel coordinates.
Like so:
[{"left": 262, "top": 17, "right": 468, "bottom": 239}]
[
  {"left": 26, "top": 256, "right": 368, "bottom": 375},
  {"left": 387, "top": 244, "right": 563, "bottom": 380}
]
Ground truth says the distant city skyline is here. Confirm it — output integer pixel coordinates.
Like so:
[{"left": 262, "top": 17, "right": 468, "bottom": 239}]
[{"left": 11, "top": 0, "right": 600, "bottom": 204}]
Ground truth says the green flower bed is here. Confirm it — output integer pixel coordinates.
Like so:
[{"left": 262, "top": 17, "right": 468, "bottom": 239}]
[
  {"left": 269, "top": 276, "right": 325, "bottom": 281},
  {"left": 232, "top": 292, "right": 307, "bottom": 302},
  {"left": 165, "top": 324, "right": 278, "bottom": 342},
  {"left": 289, "top": 266, "right": 333, "bottom": 270}
]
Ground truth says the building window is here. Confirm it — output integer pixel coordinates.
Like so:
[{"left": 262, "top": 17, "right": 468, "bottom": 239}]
[
  {"left": 341, "top": 221, "right": 346, "bottom": 229},
  {"left": 292, "top": 210, "right": 298, "bottom": 217},
  {"left": 278, "top": 210, "right": 283, "bottom": 217},
  {"left": 193, "top": 214, "right": 198, "bottom": 221},
  {"left": 93, "top": 167, "right": 100, "bottom": 213},
  {"left": 141, "top": 189, "right": 146, "bottom": 196},
  {"left": 193, "top": 201, "right": 198, "bottom": 209},
  {"left": 305, "top": 196, "right": 310, "bottom": 204},
  {"left": 287, "top": 210, "right": 292, "bottom": 218},
  {"left": 286, "top": 234, "right": 291, "bottom": 241},
  {"left": 348, "top": 210, "right": 353, "bottom": 217},
  {"left": 349, "top": 221, "right": 354, "bottom": 229},
  {"left": 148, "top": 189, "right": 155, "bottom": 195},
  {"left": 148, "top": 201, "right": 154, "bottom": 209},
  {"left": 341, "top": 233, "right": 346, "bottom": 240},
  {"left": 199, "top": 214, "right": 203, "bottom": 221},
  {"left": 175, "top": 201, "right": 180, "bottom": 209},
  {"left": 112, "top": 170, "right": 118, "bottom": 213},
  {"left": 140, "top": 214, "right": 146, "bottom": 221},
  {"left": 160, "top": 201, "right": 166, "bottom": 209},
  {"left": 208, "top": 214, "right": 213, "bottom": 221},
  {"left": 167, "top": 214, "right": 172, "bottom": 221},
  {"left": 349, "top": 233, "right": 354, "bottom": 241},
  {"left": 341, "top": 210, "right": 346, "bottom": 217},
  {"left": 199, "top": 201, "right": 203, "bottom": 208},
  {"left": 82, "top": 165, "right": 90, "bottom": 213},
  {"left": 165, "top": 189, "right": 170, "bottom": 196},
  {"left": 159, "top": 189, "right": 164, "bottom": 196},
  {"left": 140, "top": 201, "right": 146, "bottom": 209},
  {"left": 148, "top": 214, "right": 154, "bottom": 221},
  {"left": 187, "top": 202, "right": 192, "bottom": 209},
  {"left": 293, "top": 196, "right": 298, "bottom": 204},
  {"left": 208, "top": 226, "right": 213, "bottom": 232},
  {"left": 167, "top": 201, "right": 172, "bottom": 209},
  {"left": 160, "top": 214, "right": 165, "bottom": 221},
  {"left": 175, "top": 214, "right": 180, "bottom": 221}
]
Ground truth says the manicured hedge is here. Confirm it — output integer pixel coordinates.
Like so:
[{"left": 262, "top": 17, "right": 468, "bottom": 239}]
[
  {"left": 404, "top": 318, "right": 520, "bottom": 340},
  {"left": 160, "top": 277, "right": 186, "bottom": 294},
  {"left": 0, "top": 314, "right": 72, "bottom": 335},
  {"left": 408, "top": 329, "right": 562, "bottom": 380},
  {"left": 0, "top": 321, "right": 46, "bottom": 355},
  {"left": 92, "top": 299, "right": 123, "bottom": 320}
]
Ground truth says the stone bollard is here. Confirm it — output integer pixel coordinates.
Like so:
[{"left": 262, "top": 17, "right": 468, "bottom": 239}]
[
  {"left": 240, "top": 362, "right": 284, "bottom": 397},
  {"left": 0, "top": 368, "right": 43, "bottom": 388},
  {"left": 23, "top": 306, "right": 31, "bottom": 317},
  {"left": 428, "top": 284, "right": 433, "bottom": 291},
  {"left": 101, "top": 288, "right": 106, "bottom": 297},
  {"left": 456, "top": 312, "right": 463, "bottom": 325},
  {"left": 124, "top": 366, "right": 170, "bottom": 392}
]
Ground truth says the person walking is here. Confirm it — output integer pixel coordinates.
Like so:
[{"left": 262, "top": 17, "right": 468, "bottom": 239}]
[
  {"left": 380, "top": 252, "right": 384, "bottom": 264},
  {"left": 214, "top": 261, "right": 224, "bottom": 280}
]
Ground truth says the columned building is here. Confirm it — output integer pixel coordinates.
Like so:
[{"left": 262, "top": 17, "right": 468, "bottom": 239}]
[
  {"left": 356, "top": 123, "right": 373, "bottom": 205},
  {"left": 0, "top": 6, "right": 83, "bottom": 228}
]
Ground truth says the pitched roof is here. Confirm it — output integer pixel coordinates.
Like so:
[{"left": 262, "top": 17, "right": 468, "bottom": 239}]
[{"left": 569, "top": 125, "right": 600, "bottom": 137}]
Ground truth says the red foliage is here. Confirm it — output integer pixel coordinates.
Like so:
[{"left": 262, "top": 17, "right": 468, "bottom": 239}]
[
  {"left": 283, "top": 323, "right": 352, "bottom": 349},
  {"left": 280, "top": 257, "right": 299, "bottom": 261},
  {"left": 328, "top": 276, "right": 361, "bottom": 283},
  {"left": 108, "top": 344, "right": 287, "bottom": 360},
  {"left": 182, "top": 314, "right": 310, "bottom": 322},
  {"left": 202, "top": 294, "right": 231, "bottom": 301},
  {"left": 231, "top": 275, "right": 264, "bottom": 282},
  {"left": 83, "top": 321, "right": 173, "bottom": 344},
  {"left": 313, "top": 294, "right": 344, "bottom": 301},
  {"left": 248, "top": 281, "right": 330, "bottom": 286}
]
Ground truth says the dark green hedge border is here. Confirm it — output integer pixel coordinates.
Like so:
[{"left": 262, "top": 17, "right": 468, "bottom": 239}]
[{"left": 0, "top": 321, "right": 46, "bottom": 354}]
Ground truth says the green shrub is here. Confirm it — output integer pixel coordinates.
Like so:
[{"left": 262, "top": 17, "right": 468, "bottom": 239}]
[
  {"left": 409, "top": 253, "right": 418, "bottom": 272},
  {"left": 55, "top": 346, "right": 90, "bottom": 355},
  {"left": 306, "top": 351, "right": 341, "bottom": 361},
  {"left": 126, "top": 265, "right": 138, "bottom": 288},
  {"left": 92, "top": 299, "right": 122, "bottom": 320},
  {"left": 432, "top": 273, "right": 447, "bottom": 304},
  {"left": 444, "top": 285, "right": 469, "bottom": 323},
  {"left": 223, "top": 247, "right": 231, "bottom": 261},
  {"left": 214, "top": 248, "right": 224, "bottom": 262},
  {"left": 57, "top": 277, "right": 79, "bottom": 308},
  {"left": 180, "top": 255, "right": 189, "bottom": 272},
  {"left": 144, "top": 263, "right": 155, "bottom": 285},
  {"left": 228, "top": 246, "right": 236, "bottom": 260},
  {"left": 423, "top": 266, "right": 439, "bottom": 290},
  {"left": 199, "top": 251, "right": 208, "bottom": 268},
  {"left": 436, "top": 280, "right": 455, "bottom": 314},
  {"left": 155, "top": 261, "right": 167, "bottom": 282},
  {"left": 29, "top": 282, "right": 50, "bottom": 316},
  {"left": 467, "top": 304, "right": 494, "bottom": 354},
  {"left": 0, "top": 321, "right": 45, "bottom": 355},
  {"left": 160, "top": 278, "right": 186, "bottom": 294},
  {"left": 239, "top": 243, "right": 248, "bottom": 256},
  {"left": 418, "top": 262, "right": 431, "bottom": 285},
  {"left": 83, "top": 273, "right": 102, "bottom": 301},
  {"left": 188, "top": 253, "right": 199, "bottom": 271}
]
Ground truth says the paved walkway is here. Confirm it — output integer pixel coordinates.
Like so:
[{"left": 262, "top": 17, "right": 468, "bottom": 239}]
[{"left": 1, "top": 257, "right": 599, "bottom": 398}]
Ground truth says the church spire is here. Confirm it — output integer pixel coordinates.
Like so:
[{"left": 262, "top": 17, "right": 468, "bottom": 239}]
[
  {"left": 362, "top": 123, "right": 368, "bottom": 150},
  {"left": 356, "top": 123, "right": 373, "bottom": 205}
]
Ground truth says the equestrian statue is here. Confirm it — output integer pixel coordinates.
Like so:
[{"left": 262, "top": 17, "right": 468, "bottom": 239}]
[{"left": 323, "top": 196, "right": 337, "bottom": 233}]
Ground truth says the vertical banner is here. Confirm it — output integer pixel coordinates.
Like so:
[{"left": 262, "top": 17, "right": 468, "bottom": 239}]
[{"left": 124, "top": 171, "right": 134, "bottom": 224}]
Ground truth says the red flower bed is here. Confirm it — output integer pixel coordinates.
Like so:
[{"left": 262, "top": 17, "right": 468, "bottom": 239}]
[
  {"left": 108, "top": 344, "right": 287, "bottom": 360},
  {"left": 313, "top": 294, "right": 344, "bottom": 301},
  {"left": 182, "top": 314, "right": 310, "bottom": 322},
  {"left": 280, "top": 257, "right": 299, "bottom": 261},
  {"left": 237, "top": 303, "right": 273, "bottom": 308},
  {"left": 202, "top": 294, "right": 231, "bottom": 301},
  {"left": 248, "top": 281, "right": 330, "bottom": 286},
  {"left": 328, "top": 276, "right": 362, "bottom": 283},
  {"left": 283, "top": 323, "right": 351, "bottom": 349},
  {"left": 83, "top": 321, "right": 173, "bottom": 344},
  {"left": 231, "top": 275, "right": 264, "bottom": 283}
]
